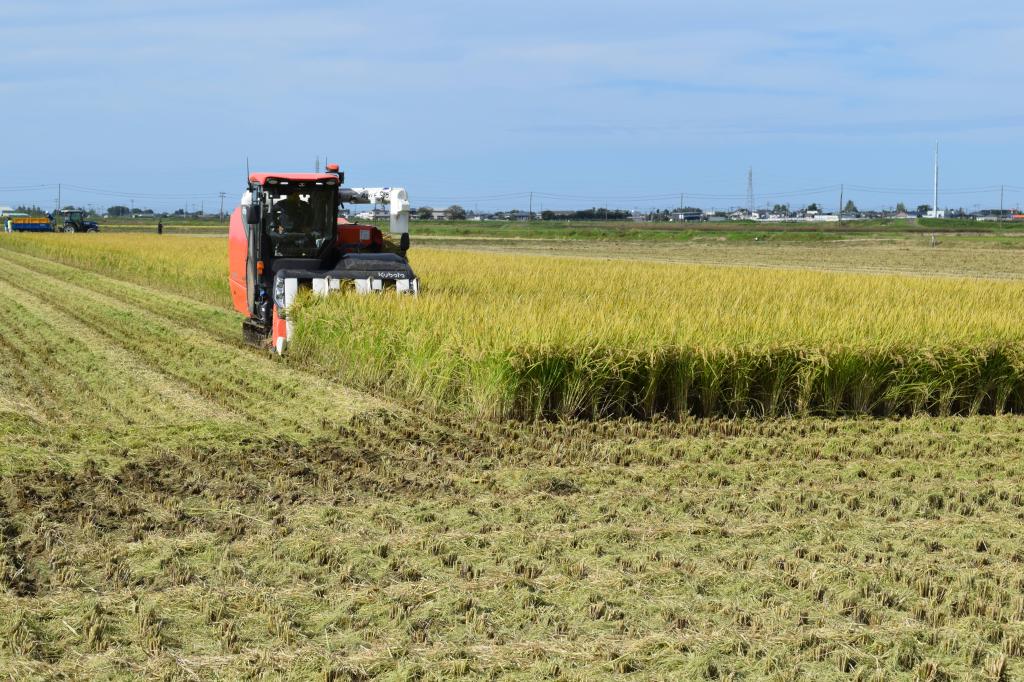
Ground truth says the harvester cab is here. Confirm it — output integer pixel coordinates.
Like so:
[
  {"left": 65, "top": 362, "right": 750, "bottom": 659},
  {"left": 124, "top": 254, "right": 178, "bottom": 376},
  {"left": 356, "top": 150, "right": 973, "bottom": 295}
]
[
  {"left": 228, "top": 164, "right": 417, "bottom": 353},
  {"left": 59, "top": 209, "right": 99, "bottom": 233}
]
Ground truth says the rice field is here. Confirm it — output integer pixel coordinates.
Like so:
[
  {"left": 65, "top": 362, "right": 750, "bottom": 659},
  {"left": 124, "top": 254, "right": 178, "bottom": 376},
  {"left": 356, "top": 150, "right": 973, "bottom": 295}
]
[
  {"left": 296, "top": 251, "right": 1024, "bottom": 419},
  {"left": 6, "top": 233, "right": 1024, "bottom": 420},
  {"left": 3, "top": 233, "right": 1024, "bottom": 679}
]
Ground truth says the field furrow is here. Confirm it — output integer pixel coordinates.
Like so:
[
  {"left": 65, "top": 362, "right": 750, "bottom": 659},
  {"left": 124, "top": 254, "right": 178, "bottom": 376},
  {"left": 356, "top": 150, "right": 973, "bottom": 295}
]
[
  {"left": 0, "top": 249, "right": 382, "bottom": 442},
  {"left": 0, "top": 288, "right": 128, "bottom": 429},
  {"left": 0, "top": 276, "right": 234, "bottom": 428},
  {"left": 0, "top": 247, "right": 238, "bottom": 342}
]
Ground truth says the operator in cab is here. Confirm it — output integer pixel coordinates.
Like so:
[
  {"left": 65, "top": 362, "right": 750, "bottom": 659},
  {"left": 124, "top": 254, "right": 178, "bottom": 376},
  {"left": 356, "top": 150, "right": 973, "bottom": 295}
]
[{"left": 273, "top": 192, "right": 313, "bottom": 233}]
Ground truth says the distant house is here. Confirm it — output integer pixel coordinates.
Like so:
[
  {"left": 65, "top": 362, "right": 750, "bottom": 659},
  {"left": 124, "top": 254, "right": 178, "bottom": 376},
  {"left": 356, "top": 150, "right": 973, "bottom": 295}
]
[
  {"left": 972, "top": 209, "right": 1012, "bottom": 222},
  {"left": 673, "top": 209, "right": 704, "bottom": 222},
  {"left": 500, "top": 210, "right": 530, "bottom": 221}
]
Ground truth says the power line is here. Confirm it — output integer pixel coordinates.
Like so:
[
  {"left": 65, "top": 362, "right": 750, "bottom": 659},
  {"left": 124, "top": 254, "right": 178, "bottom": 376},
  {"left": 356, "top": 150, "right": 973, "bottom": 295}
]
[
  {"left": 61, "top": 183, "right": 223, "bottom": 199},
  {"left": 1, "top": 178, "right": 1019, "bottom": 214},
  {"left": 0, "top": 183, "right": 57, "bottom": 192}
]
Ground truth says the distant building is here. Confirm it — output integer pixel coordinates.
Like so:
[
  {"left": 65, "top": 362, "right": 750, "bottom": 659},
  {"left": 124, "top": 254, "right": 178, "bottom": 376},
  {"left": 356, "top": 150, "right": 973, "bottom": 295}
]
[
  {"left": 673, "top": 209, "right": 704, "bottom": 222},
  {"left": 972, "top": 209, "right": 1013, "bottom": 222}
]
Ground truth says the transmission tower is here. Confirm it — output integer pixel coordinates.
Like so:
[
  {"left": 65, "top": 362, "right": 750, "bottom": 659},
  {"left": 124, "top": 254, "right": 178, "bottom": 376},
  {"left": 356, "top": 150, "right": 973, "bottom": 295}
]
[{"left": 746, "top": 167, "right": 754, "bottom": 214}]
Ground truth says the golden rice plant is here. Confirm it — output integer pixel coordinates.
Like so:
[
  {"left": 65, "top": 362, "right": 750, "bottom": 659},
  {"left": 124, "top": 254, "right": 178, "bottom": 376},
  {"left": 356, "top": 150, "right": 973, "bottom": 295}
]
[
  {"left": 8, "top": 234, "right": 1024, "bottom": 419},
  {"left": 291, "top": 249, "right": 1024, "bottom": 419},
  {"left": 0, "top": 233, "right": 228, "bottom": 307}
]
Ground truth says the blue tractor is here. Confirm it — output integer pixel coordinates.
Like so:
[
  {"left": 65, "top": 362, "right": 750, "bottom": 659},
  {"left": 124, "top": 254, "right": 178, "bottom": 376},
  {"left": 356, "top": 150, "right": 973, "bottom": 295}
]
[{"left": 59, "top": 209, "right": 99, "bottom": 233}]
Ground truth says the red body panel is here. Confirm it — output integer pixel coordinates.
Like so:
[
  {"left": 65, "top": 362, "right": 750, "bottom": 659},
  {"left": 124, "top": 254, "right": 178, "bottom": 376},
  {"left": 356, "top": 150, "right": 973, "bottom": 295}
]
[
  {"left": 336, "top": 220, "right": 383, "bottom": 252},
  {"left": 228, "top": 206, "right": 249, "bottom": 316}
]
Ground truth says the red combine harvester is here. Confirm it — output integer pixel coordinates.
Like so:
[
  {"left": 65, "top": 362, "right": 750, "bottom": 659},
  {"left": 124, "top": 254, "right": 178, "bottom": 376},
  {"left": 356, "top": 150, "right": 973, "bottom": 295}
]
[{"left": 228, "top": 163, "right": 417, "bottom": 353}]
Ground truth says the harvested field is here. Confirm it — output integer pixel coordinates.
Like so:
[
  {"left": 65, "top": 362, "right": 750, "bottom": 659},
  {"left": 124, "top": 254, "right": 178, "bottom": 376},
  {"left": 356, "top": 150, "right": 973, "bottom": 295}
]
[
  {"left": 6, "top": 407, "right": 1024, "bottom": 679},
  {"left": 419, "top": 234, "right": 1024, "bottom": 280}
]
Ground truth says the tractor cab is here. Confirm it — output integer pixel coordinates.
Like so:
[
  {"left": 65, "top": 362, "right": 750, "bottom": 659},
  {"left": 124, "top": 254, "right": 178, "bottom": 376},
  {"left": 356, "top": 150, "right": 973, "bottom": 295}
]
[
  {"left": 228, "top": 166, "right": 417, "bottom": 351},
  {"left": 59, "top": 209, "right": 99, "bottom": 233}
]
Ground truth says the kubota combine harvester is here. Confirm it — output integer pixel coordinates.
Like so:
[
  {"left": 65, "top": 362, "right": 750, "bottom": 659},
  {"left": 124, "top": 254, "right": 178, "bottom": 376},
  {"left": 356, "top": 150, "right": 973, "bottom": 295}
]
[{"left": 229, "top": 163, "right": 417, "bottom": 353}]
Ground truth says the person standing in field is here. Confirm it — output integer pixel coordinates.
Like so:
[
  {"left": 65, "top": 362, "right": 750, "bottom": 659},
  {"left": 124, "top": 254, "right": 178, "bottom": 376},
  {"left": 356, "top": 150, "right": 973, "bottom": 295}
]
[{"left": 157, "top": 220, "right": 164, "bottom": 235}]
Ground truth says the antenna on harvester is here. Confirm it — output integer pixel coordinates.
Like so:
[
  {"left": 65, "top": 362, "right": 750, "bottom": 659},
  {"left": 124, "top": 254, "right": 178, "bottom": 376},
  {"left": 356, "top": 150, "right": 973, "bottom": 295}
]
[{"left": 746, "top": 167, "right": 754, "bottom": 215}]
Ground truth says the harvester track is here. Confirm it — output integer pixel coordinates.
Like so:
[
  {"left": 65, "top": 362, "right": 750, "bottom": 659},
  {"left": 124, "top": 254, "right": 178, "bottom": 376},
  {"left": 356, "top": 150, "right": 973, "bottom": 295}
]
[{"left": 0, "top": 248, "right": 387, "bottom": 464}]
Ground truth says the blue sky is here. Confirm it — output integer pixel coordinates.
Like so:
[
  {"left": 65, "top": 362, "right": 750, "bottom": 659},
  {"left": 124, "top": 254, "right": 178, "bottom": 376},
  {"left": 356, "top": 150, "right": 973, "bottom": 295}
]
[{"left": 2, "top": 0, "right": 1023, "bottom": 212}]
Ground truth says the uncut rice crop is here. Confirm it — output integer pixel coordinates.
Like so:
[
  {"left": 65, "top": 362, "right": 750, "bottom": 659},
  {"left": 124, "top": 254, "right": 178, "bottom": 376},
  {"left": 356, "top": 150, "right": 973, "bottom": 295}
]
[
  {"left": 7, "top": 234, "right": 1024, "bottom": 420},
  {"left": 291, "top": 249, "right": 1024, "bottom": 419},
  {"left": 0, "top": 233, "right": 228, "bottom": 307}
]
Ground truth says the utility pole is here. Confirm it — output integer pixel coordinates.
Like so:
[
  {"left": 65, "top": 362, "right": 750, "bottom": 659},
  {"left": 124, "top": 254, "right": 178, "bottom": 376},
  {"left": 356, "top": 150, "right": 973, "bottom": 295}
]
[
  {"left": 529, "top": 191, "right": 533, "bottom": 222},
  {"left": 219, "top": 192, "right": 226, "bottom": 220},
  {"left": 838, "top": 184, "right": 844, "bottom": 225},
  {"left": 56, "top": 183, "right": 61, "bottom": 213},
  {"left": 315, "top": 156, "right": 320, "bottom": 173},
  {"left": 933, "top": 142, "right": 939, "bottom": 218},
  {"left": 1000, "top": 185, "right": 1004, "bottom": 225},
  {"left": 746, "top": 167, "right": 754, "bottom": 215},
  {"left": 680, "top": 192, "right": 684, "bottom": 212}
]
